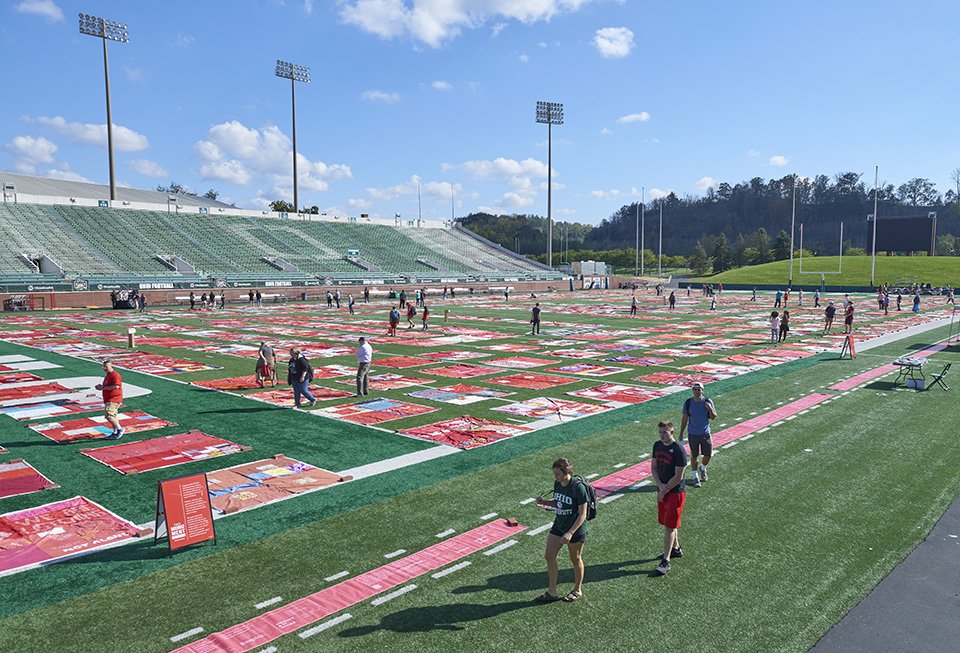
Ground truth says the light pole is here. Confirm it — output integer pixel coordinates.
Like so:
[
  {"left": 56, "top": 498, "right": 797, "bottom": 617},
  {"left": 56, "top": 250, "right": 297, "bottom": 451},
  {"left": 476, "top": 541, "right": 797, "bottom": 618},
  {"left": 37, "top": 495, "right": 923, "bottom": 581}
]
[
  {"left": 79, "top": 13, "right": 128, "bottom": 203},
  {"left": 275, "top": 60, "right": 310, "bottom": 214},
  {"left": 789, "top": 174, "right": 797, "bottom": 286},
  {"left": 658, "top": 201, "right": 663, "bottom": 278},
  {"left": 536, "top": 101, "right": 563, "bottom": 268},
  {"left": 641, "top": 187, "right": 646, "bottom": 277},
  {"left": 634, "top": 196, "right": 640, "bottom": 276},
  {"left": 870, "top": 165, "right": 879, "bottom": 288}
]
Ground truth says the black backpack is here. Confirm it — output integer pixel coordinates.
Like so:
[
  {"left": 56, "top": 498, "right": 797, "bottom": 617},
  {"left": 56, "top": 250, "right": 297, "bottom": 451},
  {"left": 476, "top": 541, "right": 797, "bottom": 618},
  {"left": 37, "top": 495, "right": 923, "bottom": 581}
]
[
  {"left": 305, "top": 360, "right": 314, "bottom": 382},
  {"left": 573, "top": 475, "right": 597, "bottom": 521}
]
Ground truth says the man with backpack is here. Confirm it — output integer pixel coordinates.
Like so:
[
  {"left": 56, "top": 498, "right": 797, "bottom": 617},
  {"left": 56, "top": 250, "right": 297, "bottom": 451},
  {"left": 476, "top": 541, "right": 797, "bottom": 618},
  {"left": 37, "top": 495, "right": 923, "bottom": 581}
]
[
  {"left": 287, "top": 348, "right": 316, "bottom": 408},
  {"left": 652, "top": 421, "right": 687, "bottom": 575},
  {"left": 678, "top": 381, "right": 717, "bottom": 487}
]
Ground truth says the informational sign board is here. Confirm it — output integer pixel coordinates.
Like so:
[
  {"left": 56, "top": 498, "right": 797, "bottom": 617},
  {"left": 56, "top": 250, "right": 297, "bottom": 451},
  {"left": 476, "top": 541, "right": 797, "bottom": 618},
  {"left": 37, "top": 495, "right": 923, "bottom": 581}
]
[{"left": 155, "top": 472, "right": 216, "bottom": 551}]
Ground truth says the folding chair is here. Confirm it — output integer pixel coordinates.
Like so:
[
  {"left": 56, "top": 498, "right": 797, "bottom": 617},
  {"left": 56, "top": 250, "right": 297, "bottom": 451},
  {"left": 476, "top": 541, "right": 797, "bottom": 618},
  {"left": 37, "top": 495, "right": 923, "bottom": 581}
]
[{"left": 927, "top": 362, "right": 951, "bottom": 391}]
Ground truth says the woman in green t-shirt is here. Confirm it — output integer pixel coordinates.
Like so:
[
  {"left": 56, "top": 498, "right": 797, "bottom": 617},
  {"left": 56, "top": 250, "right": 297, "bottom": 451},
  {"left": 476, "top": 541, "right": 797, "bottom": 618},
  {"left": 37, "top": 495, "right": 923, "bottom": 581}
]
[{"left": 534, "top": 458, "right": 588, "bottom": 603}]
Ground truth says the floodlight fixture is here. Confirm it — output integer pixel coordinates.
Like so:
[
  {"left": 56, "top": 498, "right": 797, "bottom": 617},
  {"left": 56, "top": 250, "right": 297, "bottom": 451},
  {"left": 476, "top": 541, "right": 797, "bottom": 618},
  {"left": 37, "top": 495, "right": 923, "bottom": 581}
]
[
  {"left": 275, "top": 59, "right": 311, "bottom": 213},
  {"left": 79, "top": 12, "right": 129, "bottom": 202},
  {"left": 535, "top": 100, "right": 564, "bottom": 268}
]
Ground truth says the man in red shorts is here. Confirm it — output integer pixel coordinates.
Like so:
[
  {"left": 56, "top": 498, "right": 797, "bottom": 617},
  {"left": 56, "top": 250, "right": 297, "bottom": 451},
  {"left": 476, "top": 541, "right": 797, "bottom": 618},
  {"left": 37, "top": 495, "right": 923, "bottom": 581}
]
[
  {"left": 651, "top": 420, "right": 687, "bottom": 575},
  {"left": 96, "top": 359, "right": 125, "bottom": 440}
]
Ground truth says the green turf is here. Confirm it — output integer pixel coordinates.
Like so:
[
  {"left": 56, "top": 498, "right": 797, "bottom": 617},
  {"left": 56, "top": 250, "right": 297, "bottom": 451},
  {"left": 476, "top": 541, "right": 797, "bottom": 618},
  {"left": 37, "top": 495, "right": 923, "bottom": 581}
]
[
  {"left": 693, "top": 255, "right": 960, "bottom": 287},
  {"left": 0, "top": 292, "right": 957, "bottom": 652}
]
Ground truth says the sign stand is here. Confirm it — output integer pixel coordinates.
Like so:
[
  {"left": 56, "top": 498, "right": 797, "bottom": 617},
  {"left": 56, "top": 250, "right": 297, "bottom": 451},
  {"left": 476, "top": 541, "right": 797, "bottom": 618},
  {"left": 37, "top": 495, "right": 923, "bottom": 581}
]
[
  {"left": 155, "top": 472, "right": 216, "bottom": 552},
  {"left": 839, "top": 334, "right": 857, "bottom": 359}
]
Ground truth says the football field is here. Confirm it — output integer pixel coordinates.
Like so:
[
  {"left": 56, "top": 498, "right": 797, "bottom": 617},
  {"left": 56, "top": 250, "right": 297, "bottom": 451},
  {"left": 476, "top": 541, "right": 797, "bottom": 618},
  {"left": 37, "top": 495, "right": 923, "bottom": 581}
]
[{"left": 0, "top": 288, "right": 958, "bottom": 652}]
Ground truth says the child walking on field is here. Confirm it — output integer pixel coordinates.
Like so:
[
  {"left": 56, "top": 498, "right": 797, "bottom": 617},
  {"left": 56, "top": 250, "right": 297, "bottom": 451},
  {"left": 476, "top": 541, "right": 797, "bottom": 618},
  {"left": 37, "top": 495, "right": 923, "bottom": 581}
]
[{"left": 769, "top": 311, "right": 780, "bottom": 343}]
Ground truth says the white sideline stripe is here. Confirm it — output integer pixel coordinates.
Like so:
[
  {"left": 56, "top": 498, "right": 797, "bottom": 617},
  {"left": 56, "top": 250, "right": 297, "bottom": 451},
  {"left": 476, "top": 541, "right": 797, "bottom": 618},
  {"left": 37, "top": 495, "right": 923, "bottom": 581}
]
[
  {"left": 613, "top": 463, "right": 626, "bottom": 468},
  {"left": 757, "top": 427, "right": 770, "bottom": 433},
  {"left": 520, "top": 497, "right": 536, "bottom": 505},
  {"left": 337, "top": 445, "right": 459, "bottom": 481},
  {"left": 723, "top": 442, "right": 738, "bottom": 449},
  {"left": 599, "top": 493, "right": 624, "bottom": 504},
  {"left": 435, "top": 529, "right": 456, "bottom": 538},
  {"left": 741, "top": 433, "right": 755, "bottom": 441},
  {"left": 772, "top": 421, "right": 784, "bottom": 428},
  {"left": 483, "top": 539, "right": 519, "bottom": 556},
  {"left": 638, "top": 453, "right": 650, "bottom": 459},
  {"left": 258, "top": 647, "right": 278, "bottom": 653},
  {"left": 254, "top": 596, "right": 282, "bottom": 610},
  {"left": 785, "top": 415, "right": 798, "bottom": 421},
  {"left": 798, "top": 410, "right": 809, "bottom": 415},
  {"left": 170, "top": 627, "right": 204, "bottom": 643},
  {"left": 371, "top": 584, "right": 417, "bottom": 606},
  {"left": 630, "top": 480, "right": 652, "bottom": 490},
  {"left": 527, "top": 522, "right": 554, "bottom": 536},
  {"left": 480, "top": 512, "right": 498, "bottom": 520},
  {"left": 384, "top": 549, "right": 406, "bottom": 559},
  {"left": 324, "top": 570, "right": 349, "bottom": 582},
  {"left": 585, "top": 473, "right": 599, "bottom": 479},
  {"left": 432, "top": 561, "right": 472, "bottom": 578},
  {"left": 299, "top": 613, "right": 352, "bottom": 638}
]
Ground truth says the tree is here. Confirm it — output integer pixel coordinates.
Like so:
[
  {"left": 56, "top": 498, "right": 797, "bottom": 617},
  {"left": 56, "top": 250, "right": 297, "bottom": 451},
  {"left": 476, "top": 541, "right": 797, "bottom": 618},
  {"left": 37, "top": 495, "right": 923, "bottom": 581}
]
[
  {"left": 896, "top": 178, "right": 940, "bottom": 206},
  {"left": 731, "top": 233, "right": 748, "bottom": 268},
  {"left": 689, "top": 241, "right": 711, "bottom": 276},
  {"left": 157, "top": 182, "right": 192, "bottom": 195},
  {"left": 269, "top": 200, "right": 295, "bottom": 213},
  {"left": 203, "top": 189, "right": 219, "bottom": 200},
  {"left": 749, "top": 228, "right": 771, "bottom": 264},
  {"left": 712, "top": 233, "right": 730, "bottom": 273},
  {"left": 951, "top": 167, "right": 960, "bottom": 201},
  {"left": 936, "top": 233, "right": 957, "bottom": 256},
  {"left": 773, "top": 229, "right": 791, "bottom": 261}
]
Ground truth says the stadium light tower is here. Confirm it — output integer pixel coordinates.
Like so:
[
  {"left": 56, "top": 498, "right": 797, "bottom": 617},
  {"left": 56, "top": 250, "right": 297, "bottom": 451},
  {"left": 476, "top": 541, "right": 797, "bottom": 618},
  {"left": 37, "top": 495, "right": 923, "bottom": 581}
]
[
  {"left": 870, "top": 165, "right": 879, "bottom": 288},
  {"left": 536, "top": 101, "right": 563, "bottom": 268},
  {"left": 78, "top": 13, "right": 128, "bottom": 203},
  {"left": 275, "top": 60, "right": 310, "bottom": 214}
]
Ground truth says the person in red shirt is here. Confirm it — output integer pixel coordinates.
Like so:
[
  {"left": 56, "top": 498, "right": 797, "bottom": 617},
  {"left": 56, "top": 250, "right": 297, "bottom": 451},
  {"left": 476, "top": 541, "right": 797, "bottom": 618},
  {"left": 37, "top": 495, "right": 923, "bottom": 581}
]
[{"left": 96, "top": 359, "right": 125, "bottom": 439}]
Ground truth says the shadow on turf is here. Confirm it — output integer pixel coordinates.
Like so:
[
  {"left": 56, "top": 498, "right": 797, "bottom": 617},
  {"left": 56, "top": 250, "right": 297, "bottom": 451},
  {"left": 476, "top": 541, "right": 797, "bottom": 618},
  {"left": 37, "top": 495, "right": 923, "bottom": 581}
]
[
  {"left": 339, "top": 559, "right": 660, "bottom": 636},
  {"left": 195, "top": 406, "right": 282, "bottom": 415}
]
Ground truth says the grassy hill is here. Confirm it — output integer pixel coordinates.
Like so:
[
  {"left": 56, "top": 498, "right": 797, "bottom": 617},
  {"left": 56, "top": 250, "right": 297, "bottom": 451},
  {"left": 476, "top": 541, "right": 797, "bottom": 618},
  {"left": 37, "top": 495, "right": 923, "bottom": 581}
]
[{"left": 693, "top": 256, "right": 960, "bottom": 287}]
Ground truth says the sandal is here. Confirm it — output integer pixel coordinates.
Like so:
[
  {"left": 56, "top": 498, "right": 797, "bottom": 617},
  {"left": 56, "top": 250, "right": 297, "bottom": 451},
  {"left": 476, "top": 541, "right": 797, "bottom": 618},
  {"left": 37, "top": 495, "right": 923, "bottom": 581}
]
[
  {"left": 534, "top": 591, "right": 561, "bottom": 603},
  {"left": 563, "top": 590, "right": 583, "bottom": 602}
]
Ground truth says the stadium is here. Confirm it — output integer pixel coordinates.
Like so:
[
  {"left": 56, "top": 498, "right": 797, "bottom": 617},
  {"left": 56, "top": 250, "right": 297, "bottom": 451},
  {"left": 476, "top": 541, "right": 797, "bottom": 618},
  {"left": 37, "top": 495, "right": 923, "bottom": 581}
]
[{"left": 2, "top": 4, "right": 960, "bottom": 653}]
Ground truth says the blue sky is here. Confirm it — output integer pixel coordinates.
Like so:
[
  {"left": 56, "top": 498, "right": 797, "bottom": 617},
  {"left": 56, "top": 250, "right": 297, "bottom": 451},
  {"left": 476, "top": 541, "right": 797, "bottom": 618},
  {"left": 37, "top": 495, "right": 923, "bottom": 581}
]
[{"left": 2, "top": 0, "right": 958, "bottom": 223}]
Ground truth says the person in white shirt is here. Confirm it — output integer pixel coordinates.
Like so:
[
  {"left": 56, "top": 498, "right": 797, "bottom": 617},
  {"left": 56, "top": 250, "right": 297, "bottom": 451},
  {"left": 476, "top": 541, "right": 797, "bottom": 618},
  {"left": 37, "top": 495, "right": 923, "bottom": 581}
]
[{"left": 355, "top": 337, "right": 373, "bottom": 396}]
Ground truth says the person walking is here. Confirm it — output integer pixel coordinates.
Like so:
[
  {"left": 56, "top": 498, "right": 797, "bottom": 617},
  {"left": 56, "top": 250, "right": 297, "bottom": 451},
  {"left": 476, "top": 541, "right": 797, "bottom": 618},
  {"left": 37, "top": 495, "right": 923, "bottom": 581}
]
[
  {"left": 406, "top": 303, "right": 417, "bottom": 329},
  {"left": 883, "top": 292, "right": 890, "bottom": 315},
  {"left": 255, "top": 290, "right": 262, "bottom": 308},
  {"left": 630, "top": 295, "right": 638, "bottom": 316},
  {"left": 189, "top": 291, "right": 196, "bottom": 311},
  {"left": 326, "top": 291, "right": 333, "bottom": 309},
  {"left": 751, "top": 287, "right": 757, "bottom": 302},
  {"left": 534, "top": 458, "right": 588, "bottom": 602},
  {"left": 823, "top": 301, "right": 836, "bottom": 334},
  {"left": 669, "top": 290, "right": 676, "bottom": 310},
  {"left": 138, "top": 293, "right": 147, "bottom": 313},
  {"left": 896, "top": 290, "right": 902, "bottom": 311},
  {"left": 504, "top": 287, "right": 510, "bottom": 302},
  {"left": 778, "top": 310, "right": 790, "bottom": 343},
  {"left": 219, "top": 292, "right": 226, "bottom": 309},
  {"left": 652, "top": 421, "right": 687, "bottom": 576},
  {"left": 769, "top": 311, "right": 780, "bottom": 343},
  {"left": 355, "top": 337, "right": 372, "bottom": 396},
  {"left": 388, "top": 305, "right": 400, "bottom": 336},
  {"left": 348, "top": 294, "right": 355, "bottom": 315},
  {"left": 774, "top": 289, "right": 783, "bottom": 308},
  {"left": 399, "top": 290, "right": 407, "bottom": 309},
  {"left": 248, "top": 289, "right": 255, "bottom": 304},
  {"left": 678, "top": 381, "right": 717, "bottom": 488},
  {"left": 97, "top": 359, "right": 125, "bottom": 440},
  {"left": 256, "top": 341, "right": 277, "bottom": 388},
  {"left": 797, "top": 289, "right": 803, "bottom": 306},
  {"left": 531, "top": 302, "right": 541, "bottom": 335},
  {"left": 287, "top": 348, "right": 316, "bottom": 408},
  {"left": 363, "top": 286, "right": 370, "bottom": 303},
  {"left": 813, "top": 289, "right": 820, "bottom": 308},
  {"left": 334, "top": 289, "right": 341, "bottom": 309},
  {"left": 912, "top": 292, "right": 921, "bottom": 314},
  {"left": 421, "top": 304, "right": 430, "bottom": 330}
]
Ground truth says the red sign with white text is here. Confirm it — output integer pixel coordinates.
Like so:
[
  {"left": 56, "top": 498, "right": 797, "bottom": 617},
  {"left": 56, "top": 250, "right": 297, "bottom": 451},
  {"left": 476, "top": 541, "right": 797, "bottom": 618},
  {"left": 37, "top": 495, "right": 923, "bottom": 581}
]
[{"left": 155, "top": 473, "right": 215, "bottom": 551}]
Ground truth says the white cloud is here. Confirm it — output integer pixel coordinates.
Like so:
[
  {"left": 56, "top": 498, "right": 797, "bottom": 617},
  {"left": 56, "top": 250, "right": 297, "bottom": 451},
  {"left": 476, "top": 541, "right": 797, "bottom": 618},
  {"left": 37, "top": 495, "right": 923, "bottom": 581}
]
[
  {"left": 128, "top": 158, "right": 169, "bottom": 178},
  {"left": 769, "top": 154, "right": 789, "bottom": 167},
  {"left": 361, "top": 89, "right": 401, "bottom": 103},
  {"left": 491, "top": 22, "right": 507, "bottom": 37},
  {"left": 518, "top": 54, "right": 530, "bottom": 63},
  {"left": 447, "top": 156, "right": 552, "bottom": 209},
  {"left": 14, "top": 0, "right": 63, "bottom": 22},
  {"left": 590, "top": 189, "right": 620, "bottom": 199},
  {"left": 194, "top": 120, "right": 352, "bottom": 195},
  {"left": 365, "top": 175, "right": 460, "bottom": 201},
  {"left": 45, "top": 164, "right": 90, "bottom": 183},
  {"left": 593, "top": 26, "right": 634, "bottom": 58},
  {"left": 746, "top": 148, "right": 760, "bottom": 157},
  {"left": 648, "top": 187, "right": 672, "bottom": 200},
  {"left": 617, "top": 112, "right": 650, "bottom": 124},
  {"left": 348, "top": 198, "right": 373, "bottom": 210},
  {"left": 340, "top": 0, "right": 592, "bottom": 48},
  {"left": 694, "top": 176, "right": 719, "bottom": 191},
  {"left": 5, "top": 135, "right": 57, "bottom": 164},
  {"left": 174, "top": 32, "right": 195, "bottom": 47},
  {"left": 304, "top": 0, "right": 314, "bottom": 14},
  {"left": 431, "top": 80, "right": 453, "bottom": 91},
  {"left": 32, "top": 115, "right": 149, "bottom": 152},
  {"left": 600, "top": 127, "right": 613, "bottom": 135}
]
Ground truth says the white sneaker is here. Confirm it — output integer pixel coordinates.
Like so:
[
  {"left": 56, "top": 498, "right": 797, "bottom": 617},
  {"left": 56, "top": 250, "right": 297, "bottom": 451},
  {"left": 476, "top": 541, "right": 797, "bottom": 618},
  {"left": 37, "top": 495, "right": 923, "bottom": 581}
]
[{"left": 699, "top": 465, "right": 708, "bottom": 482}]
